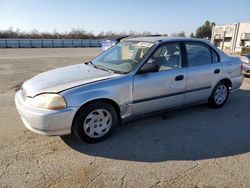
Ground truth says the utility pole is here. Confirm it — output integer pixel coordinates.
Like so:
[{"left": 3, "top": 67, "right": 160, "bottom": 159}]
[{"left": 221, "top": 28, "right": 226, "bottom": 51}]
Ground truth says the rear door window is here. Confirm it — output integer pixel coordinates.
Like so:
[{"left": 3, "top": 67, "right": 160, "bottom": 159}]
[
  {"left": 185, "top": 42, "right": 212, "bottom": 66},
  {"left": 211, "top": 49, "right": 220, "bottom": 63}
]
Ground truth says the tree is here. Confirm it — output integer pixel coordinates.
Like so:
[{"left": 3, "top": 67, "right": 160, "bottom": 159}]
[
  {"left": 0, "top": 27, "right": 161, "bottom": 39},
  {"left": 141, "top": 31, "right": 152, "bottom": 35},
  {"left": 195, "top": 20, "right": 215, "bottom": 39},
  {"left": 170, "top": 31, "right": 186, "bottom": 37},
  {"left": 190, "top": 32, "right": 195, "bottom": 38}
]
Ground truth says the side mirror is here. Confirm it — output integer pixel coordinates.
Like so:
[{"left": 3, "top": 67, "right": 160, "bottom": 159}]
[{"left": 139, "top": 63, "right": 159, "bottom": 74}]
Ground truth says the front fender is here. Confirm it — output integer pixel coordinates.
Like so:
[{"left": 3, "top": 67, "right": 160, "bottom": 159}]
[
  {"left": 65, "top": 89, "right": 118, "bottom": 107},
  {"left": 60, "top": 75, "right": 133, "bottom": 119}
]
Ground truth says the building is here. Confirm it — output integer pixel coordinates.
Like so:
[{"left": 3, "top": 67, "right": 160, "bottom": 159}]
[{"left": 211, "top": 22, "right": 250, "bottom": 53}]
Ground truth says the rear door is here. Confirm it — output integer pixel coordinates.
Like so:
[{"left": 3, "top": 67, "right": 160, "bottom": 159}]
[{"left": 184, "top": 42, "right": 221, "bottom": 104}]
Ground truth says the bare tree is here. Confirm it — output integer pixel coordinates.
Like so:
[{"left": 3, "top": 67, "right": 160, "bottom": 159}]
[
  {"left": 170, "top": 31, "right": 186, "bottom": 37},
  {"left": 0, "top": 27, "right": 166, "bottom": 39}
]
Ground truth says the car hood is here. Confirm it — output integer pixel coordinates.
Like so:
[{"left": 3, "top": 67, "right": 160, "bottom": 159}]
[{"left": 22, "top": 63, "right": 119, "bottom": 97}]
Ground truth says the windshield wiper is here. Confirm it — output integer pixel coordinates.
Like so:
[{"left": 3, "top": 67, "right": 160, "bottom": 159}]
[
  {"left": 87, "top": 61, "right": 104, "bottom": 70},
  {"left": 87, "top": 61, "right": 125, "bottom": 74},
  {"left": 87, "top": 61, "right": 96, "bottom": 67},
  {"left": 94, "top": 64, "right": 114, "bottom": 73}
]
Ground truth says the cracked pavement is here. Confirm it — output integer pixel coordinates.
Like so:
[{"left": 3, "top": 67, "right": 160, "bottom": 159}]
[{"left": 0, "top": 48, "right": 250, "bottom": 187}]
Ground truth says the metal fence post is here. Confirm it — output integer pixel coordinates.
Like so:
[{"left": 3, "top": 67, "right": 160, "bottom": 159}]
[
  {"left": 30, "top": 40, "right": 32, "bottom": 48},
  {"left": 5, "top": 40, "right": 7, "bottom": 48}
]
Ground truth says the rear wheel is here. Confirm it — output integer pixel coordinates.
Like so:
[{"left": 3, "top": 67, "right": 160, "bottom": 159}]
[
  {"left": 72, "top": 101, "right": 118, "bottom": 143},
  {"left": 208, "top": 82, "right": 229, "bottom": 108}
]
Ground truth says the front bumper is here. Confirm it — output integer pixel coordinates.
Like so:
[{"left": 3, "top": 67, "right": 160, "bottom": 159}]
[
  {"left": 243, "top": 63, "right": 250, "bottom": 75},
  {"left": 15, "top": 91, "right": 77, "bottom": 136}
]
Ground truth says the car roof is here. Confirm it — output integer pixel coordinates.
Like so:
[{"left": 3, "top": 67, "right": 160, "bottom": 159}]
[
  {"left": 121, "top": 36, "right": 229, "bottom": 61},
  {"left": 122, "top": 36, "right": 211, "bottom": 44}
]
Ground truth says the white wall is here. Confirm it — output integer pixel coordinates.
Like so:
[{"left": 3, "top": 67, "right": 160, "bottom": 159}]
[
  {"left": 235, "top": 23, "right": 250, "bottom": 52},
  {"left": 211, "top": 24, "right": 237, "bottom": 50},
  {"left": 211, "top": 22, "right": 250, "bottom": 52}
]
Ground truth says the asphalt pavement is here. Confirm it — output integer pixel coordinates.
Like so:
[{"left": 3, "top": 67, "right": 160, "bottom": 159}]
[{"left": 0, "top": 48, "right": 250, "bottom": 188}]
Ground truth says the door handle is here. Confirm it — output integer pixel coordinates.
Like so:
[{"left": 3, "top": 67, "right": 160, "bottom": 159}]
[
  {"left": 175, "top": 75, "right": 184, "bottom": 81},
  {"left": 214, "top": 69, "right": 220, "bottom": 74}
]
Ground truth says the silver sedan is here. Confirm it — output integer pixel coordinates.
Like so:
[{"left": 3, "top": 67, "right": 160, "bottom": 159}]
[
  {"left": 15, "top": 37, "right": 243, "bottom": 143},
  {"left": 242, "top": 53, "right": 250, "bottom": 76}
]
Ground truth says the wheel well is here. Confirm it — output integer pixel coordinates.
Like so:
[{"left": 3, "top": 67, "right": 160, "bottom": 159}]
[
  {"left": 219, "top": 78, "right": 232, "bottom": 89},
  {"left": 72, "top": 98, "right": 121, "bottom": 128}
]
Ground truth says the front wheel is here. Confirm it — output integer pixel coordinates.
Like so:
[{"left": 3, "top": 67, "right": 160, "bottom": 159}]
[
  {"left": 208, "top": 82, "right": 229, "bottom": 108},
  {"left": 72, "top": 101, "right": 118, "bottom": 143}
]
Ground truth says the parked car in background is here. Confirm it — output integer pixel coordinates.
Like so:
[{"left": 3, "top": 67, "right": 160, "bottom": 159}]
[
  {"left": 15, "top": 37, "right": 243, "bottom": 143},
  {"left": 242, "top": 53, "right": 250, "bottom": 76}
]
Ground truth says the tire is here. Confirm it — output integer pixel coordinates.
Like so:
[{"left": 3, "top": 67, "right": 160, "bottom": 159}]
[
  {"left": 208, "top": 81, "right": 229, "bottom": 108},
  {"left": 72, "top": 101, "right": 118, "bottom": 143}
]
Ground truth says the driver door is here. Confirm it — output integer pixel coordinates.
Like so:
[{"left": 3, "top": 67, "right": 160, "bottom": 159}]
[{"left": 132, "top": 42, "right": 187, "bottom": 115}]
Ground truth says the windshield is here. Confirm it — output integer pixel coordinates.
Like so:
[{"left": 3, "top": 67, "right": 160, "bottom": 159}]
[{"left": 91, "top": 41, "right": 154, "bottom": 73}]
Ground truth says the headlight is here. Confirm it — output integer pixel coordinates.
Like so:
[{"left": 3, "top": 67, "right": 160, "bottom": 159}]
[
  {"left": 26, "top": 94, "right": 66, "bottom": 110},
  {"left": 242, "top": 57, "right": 250, "bottom": 64}
]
